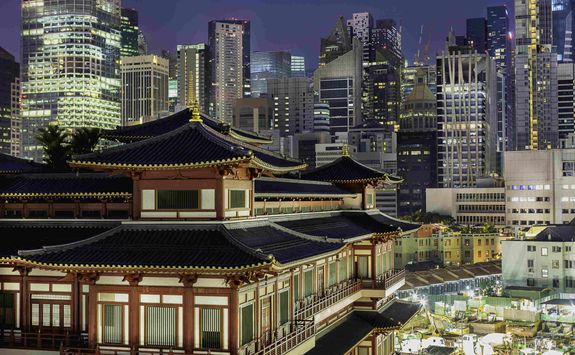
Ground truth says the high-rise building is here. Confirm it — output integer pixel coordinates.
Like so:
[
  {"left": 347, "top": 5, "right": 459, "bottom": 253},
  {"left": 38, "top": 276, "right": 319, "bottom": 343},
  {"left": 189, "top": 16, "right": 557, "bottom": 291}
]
[
  {"left": 515, "top": 0, "right": 559, "bottom": 150},
  {"left": 176, "top": 44, "right": 211, "bottom": 114},
  {"left": 552, "top": 0, "right": 575, "bottom": 62},
  {"left": 348, "top": 12, "right": 374, "bottom": 63},
  {"left": 372, "top": 19, "right": 402, "bottom": 61},
  {"left": 397, "top": 69, "right": 438, "bottom": 216},
  {"left": 21, "top": 0, "right": 121, "bottom": 161},
  {"left": 250, "top": 51, "right": 291, "bottom": 97},
  {"left": 314, "top": 39, "right": 363, "bottom": 137},
  {"left": 121, "top": 55, "right": 169, "bottom": 125},
  {"left": 558, "top": 62, "right": 575, "bottom": 142},
  {"left": 436, "top": 43, "right": 497, "bottom": 188},
  {"left": 313, "top": 102, "right": 330, "bottom": 133},
  {"left": 0, "top": 47, "right": 19, "bottom": 156},
  {"left": 466, "top": 17, "right": 488, "bottom": 53},
  {"left": 138, "top": 30, "right": 148, "bottom": 55},
  {"left": 120, "top": 8, "right": 139, "bottom": 57},
  {"left": 161, "top": 49, "right": 178, "bottom": 112},
  {"left": 266, "top": 77, "right": 314, "bottom": 136},
  {"left": 291, "top": 56, "right": 306, "bottom": 77},
  {"left": 233, "top": 97, "right": 274, "bottom": 133},
  {"left": 487, "top": 6, "right": 513, "bottom": 160},
  {"left": 208, "top": 19, "right": 251, "bottom": 124},
  {"left": 319, "top": 16, "right": 352, "bottom": 66},
  {"left": 401, "top": 64, "right": 436, "bottom": 101}
]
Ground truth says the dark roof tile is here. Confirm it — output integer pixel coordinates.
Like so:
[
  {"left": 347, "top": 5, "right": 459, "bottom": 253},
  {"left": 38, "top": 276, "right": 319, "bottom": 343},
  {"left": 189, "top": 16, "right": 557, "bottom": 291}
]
[
  {"left": 301, "top": 156, "right": 402, "bottom": 184},
  {"left": 0, "top": 153, "right": 45, "bottom": 174}
]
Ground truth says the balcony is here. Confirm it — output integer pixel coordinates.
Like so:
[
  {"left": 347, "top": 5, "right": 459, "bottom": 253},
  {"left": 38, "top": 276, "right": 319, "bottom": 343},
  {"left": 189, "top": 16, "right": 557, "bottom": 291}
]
[
  {"left": 295, "top": 280, "right": 362, "bottom": 320},
  {"left": 0, "top": 329, "right": 85, "bottom": 351},
  {"left": 362, "top": 269, "right": 406, "bottom": 298},
  {"left": 239, "top": 320, "right": 315, "bottom": 355},
  {"left": 61, "top": 347, "right": 198, "bottom": 355}
]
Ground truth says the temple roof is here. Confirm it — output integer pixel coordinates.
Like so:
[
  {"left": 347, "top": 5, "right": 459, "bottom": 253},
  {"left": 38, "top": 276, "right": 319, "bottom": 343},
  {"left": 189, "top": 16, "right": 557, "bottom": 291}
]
[
  {"left": 0, "top": 173, "right": 132, "bottom": 199},
  {"left": 101, "top": 108, "right": 273, "bottom": 145},
  {"left": 0, "top": 221, "right": 119, "bottom": 259},
  {"left": 254, "top": 177, "right": 355, "bottom": 198},
  {"left": 71, "top": 119, "right": 306, "bottom": 173},
  {"left": 301, "top": 155, "right": 403, "bottom": 184},
  {"left": 0, "top": 153, "right": 45, "bottom": 174}
]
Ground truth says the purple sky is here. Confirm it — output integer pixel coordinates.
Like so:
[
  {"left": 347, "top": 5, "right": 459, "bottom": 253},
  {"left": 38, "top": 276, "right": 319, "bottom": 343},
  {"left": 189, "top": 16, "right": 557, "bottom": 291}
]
[{"left": 0, "top": 0, "right": 513, "bottom": 69}]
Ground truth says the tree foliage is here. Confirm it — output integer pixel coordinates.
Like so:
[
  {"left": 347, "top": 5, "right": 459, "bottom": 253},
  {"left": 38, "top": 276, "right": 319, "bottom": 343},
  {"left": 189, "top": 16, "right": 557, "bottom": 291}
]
[{"left": 36, "top": 125, "right": 101, "bottom": 171}]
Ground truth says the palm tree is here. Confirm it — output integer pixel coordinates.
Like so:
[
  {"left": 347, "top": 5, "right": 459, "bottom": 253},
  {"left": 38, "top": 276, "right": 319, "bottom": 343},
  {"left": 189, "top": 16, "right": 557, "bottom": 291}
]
[
  {"left": 36, "top": 125, "right": 71, "bottom": 171},
  {"left": 70, "top": 127, "right": 101, "bottom": 155}
]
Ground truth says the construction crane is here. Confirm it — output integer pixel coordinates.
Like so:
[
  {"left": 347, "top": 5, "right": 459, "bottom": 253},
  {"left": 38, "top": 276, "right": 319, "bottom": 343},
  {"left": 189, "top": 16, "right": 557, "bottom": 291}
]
[{"left": 414, "top": 25, "right": 431, "bottom": 66}]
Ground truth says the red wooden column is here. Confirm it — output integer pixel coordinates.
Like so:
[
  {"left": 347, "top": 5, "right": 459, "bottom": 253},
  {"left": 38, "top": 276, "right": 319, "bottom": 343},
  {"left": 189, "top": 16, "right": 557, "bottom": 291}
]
[
  {"left": 215, "top": 173, "right": 226, "bottom": 220},
  {"left": 180, "top": 274, "right": 197, "bottom": 352},
  {"left": 123, "top": 274, "right": 142, "bottom": 349},
  {"left": 70, "top": 272, "right": 80, "bottom": 333},
  {"left": 17, "top": 267, "right": 30, "bottom": 331},
  {"left": 371, "top": 241, "right": 377, "bottom": 288},
  {"left": 229, "top": 285, "right": 240, "bottom": 355},
  {"left": 80, "top": 273, "right": 100, "bottom": 348}
]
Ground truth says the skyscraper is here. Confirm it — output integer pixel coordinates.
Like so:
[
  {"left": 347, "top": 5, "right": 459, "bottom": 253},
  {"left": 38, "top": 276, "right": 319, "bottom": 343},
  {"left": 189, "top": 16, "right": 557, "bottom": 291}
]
[
  {"left": 121, "top": 55, "right": 169, "bottom": 125},
  {"left": 208, "top": 19, "right": 251, "bottom": 124},
  {"left": 319, "top": 16, "right": 352, "bottom": 66},
  {"left": 436, "top": 43, "right": 497, "bottom": 188},
  {"left": 266, "top": 77, "right": 314, "bottom": 136},
  {"left": 120, "top": 8, "right": 139, "bottom": 57},
  {"left": 347, "top": 12, "right": 374, "bottom": 63},
  {"left": 515, "top": 0, "right": 559, "bottom": 150},
  {"left": 372, "top": 19, "right": 402, "bottom": 60},
  {"left": 466, "top": 17, "right": 488, "bottom": 53},
  {"left": 558, "top": 62, "right": 575, "bottom": 141},
  {"left": 291, "top": 56, "right": 306, "bottom": 77},
  {"left": 250, "top": 51, "right": 291, "bottom": 97},
  {"left": 176, "top": 44, "right": 211, "bottom": 114},
  {"left": 0, "top": 47, "right": 19, "bottom": 156},
  {"left": 552, "top": 0, "right": 575, "bottom": 62},
  {"left": 21, "top": 0, "right": 121, "bottom": 161}
]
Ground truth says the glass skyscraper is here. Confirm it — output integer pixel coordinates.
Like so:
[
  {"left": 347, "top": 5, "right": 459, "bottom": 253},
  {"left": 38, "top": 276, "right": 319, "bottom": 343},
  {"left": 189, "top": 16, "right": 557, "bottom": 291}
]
[
  {"left": 121, "top": 8, "right": 139, "bottom": 57},
  {"left": 250, "top": 51, "right": 291, "bottom": 97},
  {"left": 21, "top": 0, "right": 121, "bottom": 161},
  {"left": 466, "top": 18, "right": 488, "bottom": 53},
  {"left": 553, "top": 0, "right": 575, "bottom": 62}
]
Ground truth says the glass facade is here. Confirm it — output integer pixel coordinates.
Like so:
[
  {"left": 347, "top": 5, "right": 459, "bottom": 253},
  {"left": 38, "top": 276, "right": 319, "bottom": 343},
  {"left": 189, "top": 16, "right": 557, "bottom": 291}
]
[
  {"left": 121, "top": 8, "right": 139, "bottom": 57},
  {"left": 250, "top": 51, "right": 291, "bottom": 97},
  {"left": 21, "top": 0, "right": 121, "bottom": 161}
]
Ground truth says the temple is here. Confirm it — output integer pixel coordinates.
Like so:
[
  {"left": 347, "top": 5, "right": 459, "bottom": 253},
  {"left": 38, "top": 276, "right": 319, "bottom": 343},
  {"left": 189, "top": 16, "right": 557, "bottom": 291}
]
[{"left": 0, "top": 108, "right": 421, "bottom": 355}]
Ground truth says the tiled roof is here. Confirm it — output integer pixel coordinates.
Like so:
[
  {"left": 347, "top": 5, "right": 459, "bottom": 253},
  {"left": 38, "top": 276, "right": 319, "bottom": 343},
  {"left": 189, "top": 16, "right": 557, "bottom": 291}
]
[
  {"left": 273, "top": 211, "right": 399, "bottom": 240},
  {"left": 534, "top": 225, "right": 575, "bottom": 242},
  {"left": 301, "top": 155, "right": 402, "bottom": 184},
  {"left": 18, "top": 225, "right": 268, "bottom": 271},
  {"left": 102, "top": 108, "right": 272, "bottom": 144},
  {"left": 226, "top": 223, "right": 344, "bottom": 264},
  {"left": 366, "top": 211, "right": 421, "bottom": 232},
  {"left": 71, "top": 120, "right": 306, "bottom": 173},
  {"left": 0, "top": 153, "right": 45, "bottom": 174},
  {"left": 254, "top": 177, "right": 355, "bottom": 198},
  {"left": 0, "top": 222, "right": 119, "bottom": 258},
  {"left": 0, "top": 173, "right": 132, "bottom": 199}
]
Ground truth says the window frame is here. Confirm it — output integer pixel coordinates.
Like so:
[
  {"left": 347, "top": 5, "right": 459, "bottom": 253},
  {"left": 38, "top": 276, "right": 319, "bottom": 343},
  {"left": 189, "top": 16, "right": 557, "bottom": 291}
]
[
  {"left": 144, "top": 304, "right": 178, "bottom": 348},
  {"left": 199, "top": 307, "right": 223, "bottom": 350},
  {"left": 156, "top": 190, "right": 200, "bottom": 210},
  {"left": 228, "top": 189, "right": 248, "bottom": 210}
]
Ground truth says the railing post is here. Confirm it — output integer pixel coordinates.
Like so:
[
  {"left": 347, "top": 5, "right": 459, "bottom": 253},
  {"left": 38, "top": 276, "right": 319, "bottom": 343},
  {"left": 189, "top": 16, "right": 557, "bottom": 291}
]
[{"left": 36, "top": 330, "right": 41, "bottom": 348}]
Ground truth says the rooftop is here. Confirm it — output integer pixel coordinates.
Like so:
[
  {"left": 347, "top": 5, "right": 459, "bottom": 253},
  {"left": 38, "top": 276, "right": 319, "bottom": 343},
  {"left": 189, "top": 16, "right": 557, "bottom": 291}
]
[
  {"left": 301, "top": 154, "right": 402, "bottom": 184},
  {"left": 0, "top": 153, "right": 45, "bottom": 174}
]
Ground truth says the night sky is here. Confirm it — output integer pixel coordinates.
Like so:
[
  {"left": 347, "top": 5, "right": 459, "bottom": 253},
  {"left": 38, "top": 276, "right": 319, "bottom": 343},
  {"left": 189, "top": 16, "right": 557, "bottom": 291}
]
[{"left": 0, "top": 0, "right": 514, "bottom": 70}]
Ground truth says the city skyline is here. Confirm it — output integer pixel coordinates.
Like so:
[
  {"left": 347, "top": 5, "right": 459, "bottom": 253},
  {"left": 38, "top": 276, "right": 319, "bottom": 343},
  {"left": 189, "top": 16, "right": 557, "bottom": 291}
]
[{"left": 0, "top": 0, "right": 513, "bottom": 69}]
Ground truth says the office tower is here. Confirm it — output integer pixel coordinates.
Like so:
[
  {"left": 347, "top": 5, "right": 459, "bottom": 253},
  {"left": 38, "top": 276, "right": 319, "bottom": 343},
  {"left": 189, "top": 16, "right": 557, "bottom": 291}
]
[
  {"left": 314, "top": 39, "right": 363, "bottom": 137},
  {"left": 372, "top": 19, "right": 402, "bottom": 61},
  {"left": 401, "top": 64, "right": 436, "bottom": 101},
  {"left": 208, "top": 19, "right": 250, "bottom": 124},
  {"left": 558, "top": 63, "right": 575, "bottom": 143},
  {"left": 397, "top": 69, "right": 437, "bottom": 216},
  {"left": 487, "top": 6, "right": 513, "bottom": 157},
  {"left": 348, "top": 12, "right": 374, "bottom": 63},
  {"left": 0, "top": 47, "right": 20, "bottom": 156},
  {"left": 466, "top": 18, "right": 488, "bottom": 53},
  {"left": 161, "top": 49, "right": 178, "bottom": 112},
  {"left": 553, "top": 0, "right": 575, "bottom": 62},
  {"left": 138, "top": 31, "right": 148, "bottom": 55},
  {"left": 121, "top": 8, "right": 139, "bottom": 57},
  {"left": 291, "top": 56, "right": 306, "bottom": 77},
  {"left": 362, "top": 47, "right": 402, "bottom": 128},
  {"left": 313, "top": 102, "right": 330, "bottom": 133},
  {"left": 121, "top": 55, "right": 169, "bottom": 125},
  {"left": 319, "top": 16, "right": 352, "bottom": 66},
  {"left": 515, "top": 0, "right": 559, "bottom": 150},
  {"left": 436, "top": 44, "right": 497, "bottom": 188},
  {"left": 266, "top": 77, "right": 314, "bottom": 136},
  {"left": 176, "top": 44, "right": 211, "bottom": 114},
  {"left": 250, "top": 51, "right": 291, "bottom": 97},
  {"left": 21, "top": 0, "right": 121, "bottom": 161}
]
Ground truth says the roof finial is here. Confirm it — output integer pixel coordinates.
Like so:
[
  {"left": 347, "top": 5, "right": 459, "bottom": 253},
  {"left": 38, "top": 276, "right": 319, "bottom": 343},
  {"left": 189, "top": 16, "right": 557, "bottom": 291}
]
[
  {"left": 190, "top": 101, "right": 202, "bottom": 123},
  {"left": 342, "top": 143, "right": 350, "bottom": 157}
]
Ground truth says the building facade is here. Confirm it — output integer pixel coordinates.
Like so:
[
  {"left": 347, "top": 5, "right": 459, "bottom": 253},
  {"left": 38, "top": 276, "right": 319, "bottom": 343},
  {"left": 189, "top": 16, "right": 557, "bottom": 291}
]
[
  {"left": 121, "top": 55, "right": 169, "bottom": 125},
  {"left": 250, "top": 51, "right": 291, "bottom": 98},
  {"left": 558, "top": 62, "right": 575, "bottom": 143},
  {"left": 466, "top": 18, "right": 488, "bottom": 53},
  {"left": 0, "top": 47, "right": 19, "bottom": 156},
  {"left": 290, "top": 56, "right": 306, "bottom": 77},
  {"left": 514, "top": 0, "right": 559, "bottom": 150},
  {"left": 319, "top": 16, "right": 352, "bottom": 67},
  {"left": 21, "top": 0, "right": 121, "bottom": 161},
  {"left": 176, "top": 44, "right": 211, "bottom": 114},
  {"left": 208, "top": 19, "right": 250, "bottom": 124},
  {"left": 436, "top": 45, "right": 497, "bottom": 188},
  {"left": 120, "top": 8, "right": 139, "bottom": 57},
  {"left": 266, "top": 77, "right": 314, "bottom": 136}
]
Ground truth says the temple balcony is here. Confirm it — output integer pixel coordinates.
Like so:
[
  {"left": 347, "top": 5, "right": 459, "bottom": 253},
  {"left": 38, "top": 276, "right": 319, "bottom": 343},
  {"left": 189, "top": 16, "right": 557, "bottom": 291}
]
[
  {"left": 238, "top": 319, "right": 315, "bottom": 355},
  {"left": 361, "top": 269, "right": 406, "bottom": 299},
  {"left": 0, "top": 329, "right": 86, "bottom": 352},
  {"left": 294, "top": 280, "right": 363, "bottom": 322}
]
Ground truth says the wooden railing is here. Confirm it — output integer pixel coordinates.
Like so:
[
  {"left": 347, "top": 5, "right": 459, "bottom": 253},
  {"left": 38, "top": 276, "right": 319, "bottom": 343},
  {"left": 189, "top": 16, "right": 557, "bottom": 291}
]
[
  {"left": 239, "top": 320, "right": 315, "bottom": 355},
  {"left": 0, "top": 329, "right": 86, "bottom": 350},
  {"left": 294, "top": 280, "right": 362, "bottom": 320},
  {"left": 61, "top": 346, "right": 199, "bottom": 355},
  {"left": 364, "top": 269, "right": 405, "bottom": 290}
]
